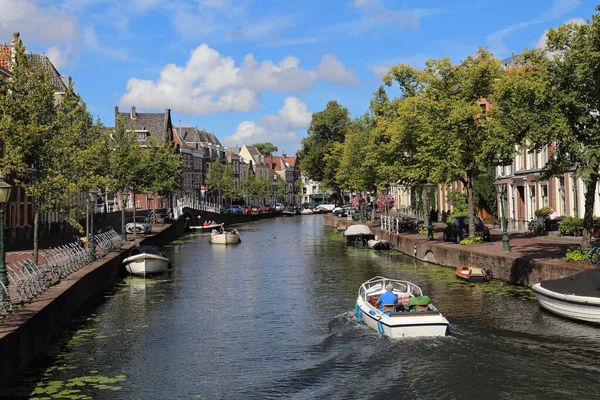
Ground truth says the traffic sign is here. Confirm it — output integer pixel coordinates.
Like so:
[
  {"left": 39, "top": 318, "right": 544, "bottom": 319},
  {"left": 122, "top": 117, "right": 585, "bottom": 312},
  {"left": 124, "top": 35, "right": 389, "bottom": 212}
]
[{"left": 201, "top": 185, "right": 205, "bottom": 191}]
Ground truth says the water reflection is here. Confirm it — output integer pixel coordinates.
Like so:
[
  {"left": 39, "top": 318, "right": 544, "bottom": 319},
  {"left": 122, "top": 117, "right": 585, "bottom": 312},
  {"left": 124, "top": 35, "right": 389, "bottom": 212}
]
[{"left": 4, "top": 215, "right": 600, "bottom": 399}]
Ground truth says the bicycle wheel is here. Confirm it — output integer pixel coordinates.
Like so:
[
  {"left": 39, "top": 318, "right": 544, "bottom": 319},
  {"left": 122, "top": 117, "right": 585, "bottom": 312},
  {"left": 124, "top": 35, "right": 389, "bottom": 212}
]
[{"left": 590, "top": 248, "right": 600, "bottom": 266}]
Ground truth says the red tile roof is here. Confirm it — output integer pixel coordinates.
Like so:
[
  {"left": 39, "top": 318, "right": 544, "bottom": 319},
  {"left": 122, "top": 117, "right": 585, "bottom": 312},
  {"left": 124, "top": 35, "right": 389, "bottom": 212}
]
[{"left": 0, "top": 45, "right": 11, "bottom": 71}]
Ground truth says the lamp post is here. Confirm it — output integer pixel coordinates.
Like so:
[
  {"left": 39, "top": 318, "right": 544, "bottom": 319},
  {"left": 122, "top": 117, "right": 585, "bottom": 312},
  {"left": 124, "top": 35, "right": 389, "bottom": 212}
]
[
  {"left": 121, "top": 191, "right": 129, "bottom": 242},
  {"left": 495, "top": 181, "right": 511, "bottom": 252},
  {"left": 0, "top": 177, "right": 13, "bottom": 301},
  {"left": 88, "top": 189, "right": 99, "bottom": 259},
  {"left": 423, "top": 183, "right": 434, "bottom": 240}
]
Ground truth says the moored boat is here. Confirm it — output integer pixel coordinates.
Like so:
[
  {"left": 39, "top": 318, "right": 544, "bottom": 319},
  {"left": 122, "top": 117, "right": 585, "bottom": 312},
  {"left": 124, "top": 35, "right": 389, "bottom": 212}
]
[
  {"left": 188, "top": 223, "right": 224, "bottom": 232},
  {"left": 532, "top": 269, "right": 600, "bottom": 324},
  {"left": 123, "top": 246, "right": 170, "bottom": 276},
  {"left": 210, "top": 228, "right": 241, "bottom": 244},
  {"left": 367, "top": 239, "right": 391, "bottom": 250},
  {"left": 455, "top": 265, "right": 490, "bottom": 283},
  {"left": 300, "top": 208, "right": 313, "bottom": 215},
  {"left": 355, "top": 276, "right": 449, "bottom": 338},
  {"left": 344, "top": 224, "right": 374, "bottom": 246}
]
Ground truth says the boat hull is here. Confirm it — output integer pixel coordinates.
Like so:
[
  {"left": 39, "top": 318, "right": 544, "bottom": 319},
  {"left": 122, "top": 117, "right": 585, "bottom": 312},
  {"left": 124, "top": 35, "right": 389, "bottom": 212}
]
[
  {"left": 532, "top": 283, "right": 600, "bottom": 324},
  {"left": 210, "top": 232, "right": 241, "bottom": 244},
  {"left": 356, "top": 296, "right": 449, "bottom": 338},
  {"left": 455, "top": 266, "right": 488, "bottom": 283},
  {"left": 367, "top": 239, "right": 390, "bottom": 250},
  {"left": 123, "top": 255, "right": 169, "bottom": 276}
]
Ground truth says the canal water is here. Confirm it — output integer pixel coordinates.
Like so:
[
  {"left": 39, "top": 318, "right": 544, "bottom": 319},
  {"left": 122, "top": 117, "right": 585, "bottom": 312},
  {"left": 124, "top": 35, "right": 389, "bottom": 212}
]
[{"left": 3, "top": 215, "right": 600, "bottom": 399}]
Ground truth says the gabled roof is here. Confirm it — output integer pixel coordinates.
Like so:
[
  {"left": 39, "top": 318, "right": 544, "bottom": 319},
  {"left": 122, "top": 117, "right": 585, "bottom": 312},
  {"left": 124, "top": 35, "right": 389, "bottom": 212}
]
[
  {"left": 0, "top": 43, "right": 67, "bottom": 92},
  {"left": 116, "top": 106, "right": 173, "bottom": 142}
]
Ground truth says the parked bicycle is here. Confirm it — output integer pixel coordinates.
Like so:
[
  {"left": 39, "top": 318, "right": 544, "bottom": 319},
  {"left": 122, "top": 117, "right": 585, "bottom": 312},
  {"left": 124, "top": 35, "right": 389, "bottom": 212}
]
[
  {"left": 587, "top": 246, "right": 600, "bottom": 266},
  {"left": 528, "top": 217, "right": 545, "bottom": 236}
]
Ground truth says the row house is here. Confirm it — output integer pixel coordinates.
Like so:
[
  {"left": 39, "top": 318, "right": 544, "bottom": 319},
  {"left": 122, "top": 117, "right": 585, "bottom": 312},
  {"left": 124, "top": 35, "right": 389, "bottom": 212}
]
[
  {"left": 0, "top": 32, "right": 75, "bottom": 243},
  {"left": 300, "top": 172, "right": 329, "bottom": 205},
  {"left": 495, "top": 145, "right": 596, "bottom": 231},
  {"left": 114, "top": 105, "right": 174, "bottom": 210},
  {"left": 266, "top": 154, "right": 300, "bottom": 205},
  {"left": 173, "top": 127, "right": 204, "bottom": 202}
]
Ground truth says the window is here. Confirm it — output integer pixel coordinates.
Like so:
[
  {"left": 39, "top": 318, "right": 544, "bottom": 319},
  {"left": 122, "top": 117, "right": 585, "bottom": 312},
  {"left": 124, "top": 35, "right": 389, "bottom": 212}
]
[
  {"left": 528, "top": 185, "right": 536, "bottom": 217},
  {"left": 541, "top": 184, "right": 549, "bottom": 207}
]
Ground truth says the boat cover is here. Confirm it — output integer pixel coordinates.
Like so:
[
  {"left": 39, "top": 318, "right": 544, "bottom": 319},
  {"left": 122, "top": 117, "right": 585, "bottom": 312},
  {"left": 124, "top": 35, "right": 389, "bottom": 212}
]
[
  {"left": 130, "top": 246, "right": 164, "bottom": 257},
  {"left": 540, "top": 269, "right": 600, "bottom": 297},
  {"left": 345, "top": 224, "right": 373, "bottom": 236},
  {"left": 407, "top": 296, "right": 431, "bottom": 307}
]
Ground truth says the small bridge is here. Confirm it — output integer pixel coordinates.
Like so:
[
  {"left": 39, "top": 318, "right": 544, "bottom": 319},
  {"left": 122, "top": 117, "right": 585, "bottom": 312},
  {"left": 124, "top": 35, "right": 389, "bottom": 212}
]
[{"left": 173, "top": 198, "right": 223, "bottom": 227}]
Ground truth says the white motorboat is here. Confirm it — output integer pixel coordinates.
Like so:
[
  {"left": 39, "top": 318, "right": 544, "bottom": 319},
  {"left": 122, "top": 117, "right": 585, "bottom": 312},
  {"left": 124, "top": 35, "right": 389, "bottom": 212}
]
[
  {"left": 300, "top": 208, "right": 313, "bottom": 215},
  {"left": 188, "top": 223, "right": 223, "bottom": 232},
  {"left": 345, "top": 224, "right": 375, "bottom": 246},
  {"left": 367, "top": 239, "right": 391, "bottom": 250},
  {"left": 532, "top": 269, "right": 600, "bottom": 324},
  {"left": 355, "top": 276, "right": 449, "bottom": 338},
  {"left": 210, "top": 228, "right": 241, "bottom": 244},
  {"left": 123, "top": 246, "right": 170, "bottom": 276}
]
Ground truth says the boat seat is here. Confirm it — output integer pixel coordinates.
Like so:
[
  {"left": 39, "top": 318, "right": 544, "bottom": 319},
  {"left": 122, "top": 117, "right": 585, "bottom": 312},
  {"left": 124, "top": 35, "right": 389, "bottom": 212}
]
[
  {"left": 382, "top": 304, "right": 395, "bottom": 313},
  {"left": 415, "top": 304, "right": 429, "bottom": 312}
]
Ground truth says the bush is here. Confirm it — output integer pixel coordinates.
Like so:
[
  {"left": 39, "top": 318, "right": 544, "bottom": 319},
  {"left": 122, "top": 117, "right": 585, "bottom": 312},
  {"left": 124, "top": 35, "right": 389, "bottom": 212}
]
[
  {"left": 418, "top": 228, "right": 428, "bottom": 235},
  {"left": 558, "top": 217, "right": 583, "bottom": 236},
  {"left": 448, "top": 209, "right": 467, "bottom": 220},
  {"left": 459, "top": 237, "right": 483, "bottom": 245},
  {"left": 535, "top": 206, "right": 554, "bottom": 217},
  {"left": 565, "top": 247, "right": 587, "bottom": 262}
]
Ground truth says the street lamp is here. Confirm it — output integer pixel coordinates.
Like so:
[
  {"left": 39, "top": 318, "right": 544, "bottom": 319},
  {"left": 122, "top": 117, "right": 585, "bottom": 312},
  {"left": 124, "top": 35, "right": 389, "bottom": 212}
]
[
  {"left": 423, "top": 183, "right": 435, "bottom": 240},
  {"left": 494, "top": 181, "right": 511, "bottom": 252},
  {"left": 88, "top": 189, "right": 99, "bottom": 259},
  {"left": 0, "top": 177, "right": 12, "bottom": 301},
  {"left": 121, "top": 191, "right": 129, "bottom": 242}
]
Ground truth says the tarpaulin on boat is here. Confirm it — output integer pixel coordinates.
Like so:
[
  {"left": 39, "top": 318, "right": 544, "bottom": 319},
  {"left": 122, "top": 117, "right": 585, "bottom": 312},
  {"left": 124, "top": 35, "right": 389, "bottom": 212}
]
[{"left": 540, "top": 269, "right": 600, "bottom": 297}]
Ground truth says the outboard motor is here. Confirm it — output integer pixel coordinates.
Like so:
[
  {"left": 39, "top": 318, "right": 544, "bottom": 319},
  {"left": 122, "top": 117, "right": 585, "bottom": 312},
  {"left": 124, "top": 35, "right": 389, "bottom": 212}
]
[{"left": 485, "top": 269, "right": 494, "bottom": 281}]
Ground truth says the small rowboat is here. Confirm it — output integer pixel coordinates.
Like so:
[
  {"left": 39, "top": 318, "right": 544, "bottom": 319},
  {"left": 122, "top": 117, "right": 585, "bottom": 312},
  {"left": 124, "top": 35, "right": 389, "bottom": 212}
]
[
  {"left": 455, "top": 265, "right": 490, "bottom": 283},
  {"left": 210, "top": 228, "right": 241, "bottom": 245}
]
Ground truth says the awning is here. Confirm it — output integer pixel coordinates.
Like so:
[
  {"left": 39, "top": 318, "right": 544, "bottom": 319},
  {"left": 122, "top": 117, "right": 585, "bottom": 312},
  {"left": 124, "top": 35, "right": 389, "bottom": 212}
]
[{"left": 311, "top": 194, "right": 326, "bottom": 200}]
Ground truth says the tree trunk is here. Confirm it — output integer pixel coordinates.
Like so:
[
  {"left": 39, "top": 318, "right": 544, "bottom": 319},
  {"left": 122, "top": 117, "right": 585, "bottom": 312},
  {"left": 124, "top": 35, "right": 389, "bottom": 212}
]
[
  {"left": 581, "top": 177, "right": 598, "bottom": 250},
  {"left": 132, "top": 193, "right": 137, "bottom": 238},
  {"left": 121, "top": 196, "right": 126, "bottom": 241},
  {"left": 467, "top": 178, "right": 475, "bottom": 239},
  {"left": 33, "top": 200, "right": 39, "bottom": 264}
]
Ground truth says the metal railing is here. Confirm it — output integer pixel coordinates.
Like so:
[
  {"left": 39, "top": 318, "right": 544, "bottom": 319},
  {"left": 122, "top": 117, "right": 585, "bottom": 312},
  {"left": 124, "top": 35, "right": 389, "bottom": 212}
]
[
  {"left": 395, "top": 206, "right": 424, "bottom": 221},
  {"left": 173, "top": 198, "right": 223, "bottom": 220},
  {"left": 380, "top": 215, "right": 419, "bottom": 234},
  {"left": 0, "top": 229, "right": 123, "bottom": 316}
]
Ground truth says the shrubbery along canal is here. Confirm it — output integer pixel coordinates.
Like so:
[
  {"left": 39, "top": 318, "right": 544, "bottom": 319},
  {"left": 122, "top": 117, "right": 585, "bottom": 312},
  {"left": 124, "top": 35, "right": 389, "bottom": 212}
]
[{"left": 3, "top": 215, "right": 600, "bottom": 399}]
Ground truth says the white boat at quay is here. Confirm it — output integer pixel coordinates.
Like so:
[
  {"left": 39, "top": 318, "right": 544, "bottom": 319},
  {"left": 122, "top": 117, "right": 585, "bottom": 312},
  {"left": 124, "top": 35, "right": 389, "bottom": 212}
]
[
  {"left": 123, "top": 246, "right": 170, "bottom": 276},
  {"left": 355, "top": 276, "right": 449, "bottom": 338},
  {"left": 300, "top": 208, "right": 313, "bottom": 215},
  {"left": 210, "top": 228, "right": 241, "bottom": 244},
  {"left": 367, "top": 238, "right": 391, "bottom": 250},
  {"left": 532, "top": 269, "right": 600, "bottom": 324},
  {"left": 345, "top": 224, "right": 375, "bottom": 246}
]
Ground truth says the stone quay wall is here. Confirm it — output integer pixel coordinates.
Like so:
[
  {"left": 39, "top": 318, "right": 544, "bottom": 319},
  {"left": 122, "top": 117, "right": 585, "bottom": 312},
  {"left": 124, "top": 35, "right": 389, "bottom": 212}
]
[
  {"left": 324, "top": 214, "right": 580, "bottom": 287},
  {"left": 0, "top": 218, "right": 184, "bottom": 389}
]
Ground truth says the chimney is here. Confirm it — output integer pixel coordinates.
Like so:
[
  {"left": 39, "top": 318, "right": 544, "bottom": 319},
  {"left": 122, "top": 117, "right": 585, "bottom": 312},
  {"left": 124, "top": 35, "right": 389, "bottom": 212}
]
[
  {"left": 10, "top": 31, "right": 21, "bottom": 68},
  {"left": 282, "top": 153, "right": 286, "bottom": 158},
  {"left": 131, "top": 106, "right": 136, "bottom": 119},
  {"left": 114, "top": 105, "right": 119, "bottom": 119}
]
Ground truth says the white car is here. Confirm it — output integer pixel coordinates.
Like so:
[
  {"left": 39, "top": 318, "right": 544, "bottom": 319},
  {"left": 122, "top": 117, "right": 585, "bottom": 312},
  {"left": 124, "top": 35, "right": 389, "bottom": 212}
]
[
  {"left": 126, "top": 216, "right": 152, "bottom": 234},
  {"left": 274, "top": 203, "right": 284, "bottom": 211}
]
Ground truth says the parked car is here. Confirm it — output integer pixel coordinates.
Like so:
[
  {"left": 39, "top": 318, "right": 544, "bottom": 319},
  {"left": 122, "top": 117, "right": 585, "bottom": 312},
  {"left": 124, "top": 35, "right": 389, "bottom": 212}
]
[
  {"left": 251, "top": 206, "right": 260, "bottom": 214},
  {"left": 230, "top": 205, "right": 242, "bottom": 214},
  {"left": 241, "top": 205, "right": 250, "bottom": 215},
  {"left": 335, "top": 205, "right": 356, "bottom": 218},
  {"left": 262, "top": 204, "right": 272, "bottom": 213},
  {"left": 274, "top": 203, "right": 284, "bottom": 211},
  {"left": 126, "top": 216, "right": 152, "bottom": 234},
  {"left": 442, "top": 216, "right": 490, "bottom": 243}
]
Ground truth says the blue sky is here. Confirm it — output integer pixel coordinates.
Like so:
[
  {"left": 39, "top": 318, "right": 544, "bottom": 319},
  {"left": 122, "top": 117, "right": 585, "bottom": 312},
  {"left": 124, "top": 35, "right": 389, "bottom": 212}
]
[{"left": 0, "top": 0, "right": 591, "bottom": 154}]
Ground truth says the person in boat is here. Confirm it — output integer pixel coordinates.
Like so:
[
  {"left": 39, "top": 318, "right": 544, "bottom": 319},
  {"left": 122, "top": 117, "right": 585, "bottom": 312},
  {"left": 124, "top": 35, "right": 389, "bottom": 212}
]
[
  {"left": 203, "top": 221, "right": 209, "bottom": 227},
  {"left": 377, "top": 283, "right": 398, "bottom": 311}
]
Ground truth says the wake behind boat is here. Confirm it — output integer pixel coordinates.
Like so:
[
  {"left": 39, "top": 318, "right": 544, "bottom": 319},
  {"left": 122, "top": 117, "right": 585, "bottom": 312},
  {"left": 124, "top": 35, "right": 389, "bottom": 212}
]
[
  {"left": 210, "top": 228, "right": 241, "bottom": 244},
  {"left": 355, "top": 276, "right": 449, "bottom": 338},
  {"left": 532, "top": 269, "right": 600, "bottom": 324},
  {"left": 123, "top": 246, "right": 170, "bottom": 276}
]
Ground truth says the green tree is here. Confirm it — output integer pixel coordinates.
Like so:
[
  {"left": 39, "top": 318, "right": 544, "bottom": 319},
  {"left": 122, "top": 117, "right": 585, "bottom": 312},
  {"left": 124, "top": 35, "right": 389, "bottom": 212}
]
[
  {"left": 0, "top": 33, "right": 59, "bottom": 261},
  {"left": 298, "top": 100, "right": 350, "bottom": 203},
  {"left": 206, "top": 159, "right": 224, "bottom": 204},
  {"left": 220, "top": 164, "right": 236, "bottom": 203},
  {"left": 276, "top": 177, "right": 286, "bottom": 203},
  {"left": 143, "top": 136, "right": 182, "bottom": 212},
  {"left": 242, "top": 169, "right": 256, "bottom": 205},
  {"left": 252, "top": 142, "right": 278, "bottom": 157},
  {"left": 493, "top": 12, "right": 600, "bottom": 248}
]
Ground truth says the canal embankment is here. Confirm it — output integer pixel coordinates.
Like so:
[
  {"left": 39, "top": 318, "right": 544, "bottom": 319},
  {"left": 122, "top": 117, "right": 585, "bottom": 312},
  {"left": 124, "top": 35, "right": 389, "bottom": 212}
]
[
  {"left": 0, "top": 217, "right": 184, "bottom": 389},
  {"left": 324, "top": 213, "right": 589, "bottom": 286}
]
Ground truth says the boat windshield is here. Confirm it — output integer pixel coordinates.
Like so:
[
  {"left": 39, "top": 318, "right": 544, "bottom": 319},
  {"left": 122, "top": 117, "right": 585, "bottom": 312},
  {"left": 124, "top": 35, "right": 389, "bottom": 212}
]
[{"left": 131, "top": 246, "right": 163, "bottom": 257}]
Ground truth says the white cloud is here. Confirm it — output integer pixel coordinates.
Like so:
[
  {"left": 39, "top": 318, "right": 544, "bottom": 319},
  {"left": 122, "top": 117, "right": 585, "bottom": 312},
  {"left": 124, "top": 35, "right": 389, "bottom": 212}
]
[
  {"left": 316, "top": 54, "right": 359, "bottom": 87},
  {"left": 487, "top": 0, "right": 580, "bottom": 57},
  {"left": 46, "top": 44, "right": 74, "bottom": 71},
  {"left": 222, "top": 97, "right": 311, "bottom": 151},
  {"left": 119, "top": 44, "right": 354, "bottom": 116},
  {"left": 370, "top": 64, "right": 390, "bottom": 80},
  {"left": 353, "top": 0, "right": 382, "bottom": 9},
  {"left": 0, "top": 0, "right": 78, "bottom": 44},
  {"left": 83, "top": 27, "right": 130, "bottom": 61},
  {"left": 535, "top": 17, "right": 585, "bottom": 49}
]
